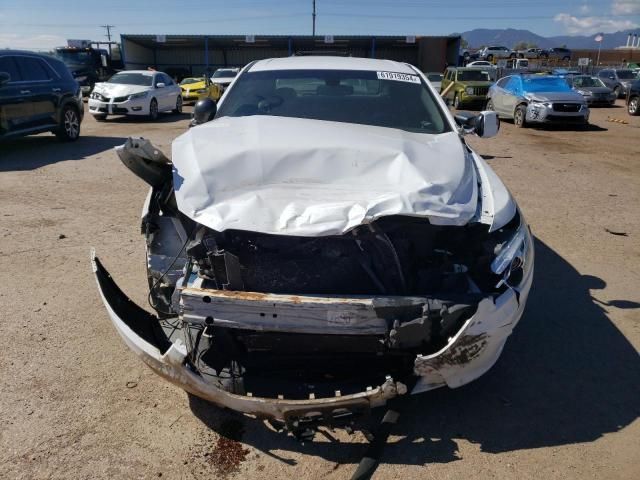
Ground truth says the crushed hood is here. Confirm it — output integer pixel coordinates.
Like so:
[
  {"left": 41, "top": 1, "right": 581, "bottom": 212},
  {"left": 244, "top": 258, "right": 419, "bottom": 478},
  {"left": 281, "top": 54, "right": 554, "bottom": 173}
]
[{"left": 171, "top": 116, "right": 478, "bottom": 236}]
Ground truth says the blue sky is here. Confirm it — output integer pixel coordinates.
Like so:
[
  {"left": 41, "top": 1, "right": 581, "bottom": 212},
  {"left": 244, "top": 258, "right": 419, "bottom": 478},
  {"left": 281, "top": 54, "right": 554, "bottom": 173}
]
[{"left": 1, "top": 0, "right": 639, "bottom": 50}]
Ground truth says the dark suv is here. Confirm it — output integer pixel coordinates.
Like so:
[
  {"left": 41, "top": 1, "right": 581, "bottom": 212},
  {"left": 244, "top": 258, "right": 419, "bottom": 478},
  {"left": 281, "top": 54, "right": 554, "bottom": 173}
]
[
  {"left": 541, "top": 47, "right": 572, "bottom": 61},
  {"left": 0, "top": 50, "right": 83, "bottom": 141}
]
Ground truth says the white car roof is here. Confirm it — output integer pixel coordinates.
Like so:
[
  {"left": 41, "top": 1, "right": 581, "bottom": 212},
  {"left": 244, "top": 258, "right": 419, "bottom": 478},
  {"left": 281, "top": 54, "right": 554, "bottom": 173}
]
[{"left": 248, "top": 56, "right": 416, "bottom": 73}]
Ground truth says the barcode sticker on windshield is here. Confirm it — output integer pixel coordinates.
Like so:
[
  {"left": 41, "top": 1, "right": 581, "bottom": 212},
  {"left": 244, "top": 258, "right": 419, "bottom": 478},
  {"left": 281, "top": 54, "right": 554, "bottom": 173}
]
[{"left": 376, "top": 71, "right": 421, "bottom": 84}]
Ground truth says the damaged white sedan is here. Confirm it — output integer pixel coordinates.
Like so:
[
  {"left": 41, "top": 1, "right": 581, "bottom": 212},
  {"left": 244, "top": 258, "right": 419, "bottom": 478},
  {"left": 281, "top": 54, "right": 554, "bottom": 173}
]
[{"left": 93, "top": 56, "right": 533, "bottom": 436}]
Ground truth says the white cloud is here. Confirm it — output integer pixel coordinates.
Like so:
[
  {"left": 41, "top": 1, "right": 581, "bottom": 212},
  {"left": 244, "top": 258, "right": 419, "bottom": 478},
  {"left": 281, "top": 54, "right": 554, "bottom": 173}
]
[
  {"left": 554, "top": 13, "right": 638, "bottom": 34},
  {"left": 612, "top": 0, "right": 640, "bottom": 15},
  {"left": 579, "top": 4, "right": 591, "bottom": 14},
  {"left": 0, "top": 33, "right": 66, "bottom": 51}
]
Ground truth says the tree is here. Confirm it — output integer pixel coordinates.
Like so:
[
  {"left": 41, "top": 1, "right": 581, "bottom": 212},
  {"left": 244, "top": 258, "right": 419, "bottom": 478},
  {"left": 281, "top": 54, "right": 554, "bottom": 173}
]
[{"left": 513, "top": 41, "right": 528, "bottom": 51}]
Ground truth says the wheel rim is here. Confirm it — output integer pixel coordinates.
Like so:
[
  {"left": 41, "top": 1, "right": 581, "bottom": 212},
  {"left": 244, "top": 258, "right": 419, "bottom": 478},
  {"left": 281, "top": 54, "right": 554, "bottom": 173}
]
[
  {"left": 630, "top": 98, "right": 639, "bottom": 114},
  {"left": 515, "top": 109, "right": 523, "bottom": 125},
  {"left": 64, "top": 109, "right": 79, "bottom": 138},
  {"left": 150, "top": 100, "right": 158, "bottom": 118},
  {"left": 176, "top": 96, "right": 182, "bottom": 112}
]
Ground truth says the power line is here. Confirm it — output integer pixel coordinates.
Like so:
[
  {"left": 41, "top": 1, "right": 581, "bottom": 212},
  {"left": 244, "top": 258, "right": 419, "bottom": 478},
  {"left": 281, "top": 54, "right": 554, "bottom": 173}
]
[
  {"left": 101, "top": 25, "right": 115, "bottom": 55},
  {"left": 101, "top": 24, "right": 115, "bottom": 42}
]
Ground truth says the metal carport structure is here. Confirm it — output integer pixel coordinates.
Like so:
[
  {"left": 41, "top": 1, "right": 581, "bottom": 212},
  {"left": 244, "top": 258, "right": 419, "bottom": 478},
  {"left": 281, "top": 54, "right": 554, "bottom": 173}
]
[{"left": 120, "top": 34, "right": 460, "bottom": 79}]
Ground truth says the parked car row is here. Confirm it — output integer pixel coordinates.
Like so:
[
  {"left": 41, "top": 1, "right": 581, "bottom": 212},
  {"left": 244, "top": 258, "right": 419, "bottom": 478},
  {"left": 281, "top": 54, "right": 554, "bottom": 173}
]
[
  {"left": 430, "top": 61, "right": 639, "bottom": 127},
  {"left": 474, "top": 46, "right": 572, "bottom": 63}
]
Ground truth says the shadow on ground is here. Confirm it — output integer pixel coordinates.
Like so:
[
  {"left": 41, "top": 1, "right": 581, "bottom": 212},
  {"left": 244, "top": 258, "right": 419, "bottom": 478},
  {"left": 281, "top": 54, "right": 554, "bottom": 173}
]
[
  {"left": 0, "top": 135, "right": 127, "bottom": 171},
  {"left": 189, "top": 238, "right": 640, "bottom": 466}
]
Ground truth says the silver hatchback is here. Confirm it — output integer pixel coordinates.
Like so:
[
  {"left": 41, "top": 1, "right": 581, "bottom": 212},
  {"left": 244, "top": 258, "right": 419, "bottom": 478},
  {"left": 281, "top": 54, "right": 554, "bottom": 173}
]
[{"left": 487, "top": 75, "right": 589, "bottom": 128}]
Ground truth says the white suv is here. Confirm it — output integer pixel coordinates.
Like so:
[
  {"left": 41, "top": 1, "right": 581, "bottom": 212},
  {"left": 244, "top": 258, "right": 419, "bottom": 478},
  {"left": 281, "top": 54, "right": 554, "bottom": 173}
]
[{"left": 480, "top": 46, "right": 516, "bottom": 61}]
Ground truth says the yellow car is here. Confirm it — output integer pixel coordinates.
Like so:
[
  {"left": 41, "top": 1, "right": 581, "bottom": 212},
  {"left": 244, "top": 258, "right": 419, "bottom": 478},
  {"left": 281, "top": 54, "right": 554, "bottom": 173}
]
[{"left": 179, "top": 77, "right": 221, "bottom": 103}]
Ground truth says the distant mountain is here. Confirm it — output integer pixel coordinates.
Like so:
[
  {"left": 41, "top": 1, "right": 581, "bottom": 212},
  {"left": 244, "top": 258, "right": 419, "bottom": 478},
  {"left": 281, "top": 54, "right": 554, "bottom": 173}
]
[{"left": 456, "top": 28, "right": 639, "bottom": 49}]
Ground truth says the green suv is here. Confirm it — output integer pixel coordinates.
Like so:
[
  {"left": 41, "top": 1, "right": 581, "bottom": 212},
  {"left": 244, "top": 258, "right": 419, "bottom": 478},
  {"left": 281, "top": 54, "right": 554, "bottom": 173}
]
[{"left": 441, "top": 67, "right": 494, "bottom": 109}]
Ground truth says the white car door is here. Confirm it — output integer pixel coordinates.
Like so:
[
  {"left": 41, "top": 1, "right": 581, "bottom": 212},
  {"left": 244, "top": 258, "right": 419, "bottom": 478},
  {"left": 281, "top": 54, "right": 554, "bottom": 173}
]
[
  {"left": 161, "top": 74, "right": 179, "bottom": 110},
  {"left": 153, "top": 73, "right": 171, "bottom": 110}
]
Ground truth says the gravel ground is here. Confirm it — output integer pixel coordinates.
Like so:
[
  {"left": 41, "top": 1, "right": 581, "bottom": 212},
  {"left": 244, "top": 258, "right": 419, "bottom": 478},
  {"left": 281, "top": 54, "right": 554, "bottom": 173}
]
[{"left": 1, "top": 102, "right": 639, "bottom": 480}]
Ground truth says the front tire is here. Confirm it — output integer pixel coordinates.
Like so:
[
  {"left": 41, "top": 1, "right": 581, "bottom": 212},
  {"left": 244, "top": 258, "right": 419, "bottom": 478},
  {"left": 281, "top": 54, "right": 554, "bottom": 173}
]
[
  {"left": 55, "top": 105, "right": 81, "bottom": 141},
  {"left": 453, "top": 93, "right": 461, "bottom": 109},
  {"left": 148, "top": 98, "right": 159, "bottom": 121},
  {"left": 173, "top": 95, "right": 183, "bottom": 114},
  {"left": 514, "top": 105, "right": 527, "bottom": 128},
  {"left": 613, "top": 86, "right": 621, "bottom": 98},
  {"left": 628, "top": 96, "right": 640, "bottom": 116}
]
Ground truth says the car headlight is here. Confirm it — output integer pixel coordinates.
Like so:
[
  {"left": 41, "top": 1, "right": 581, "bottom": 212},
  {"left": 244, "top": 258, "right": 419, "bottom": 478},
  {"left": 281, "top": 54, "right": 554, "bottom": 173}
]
[
  {"left": 577, "top": 89, "right": 591, "bottom": 96},
  {"left": 491, "top": 216, "right": 533, "bottom": 288},
  {"left": 465, "top": 87, "right": 474, "bottom": 95},
  {"left": 90, "top": 92, "right": 105, "bottom": 101},
  {"left": 128, "top": 92, "right": 148, "bottom": 100}
]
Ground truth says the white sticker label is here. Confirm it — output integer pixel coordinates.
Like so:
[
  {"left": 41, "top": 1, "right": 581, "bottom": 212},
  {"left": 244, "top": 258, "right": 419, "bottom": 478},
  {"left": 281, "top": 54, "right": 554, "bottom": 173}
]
[
  {"left": 376, "top": 71, "right": 421, "bottom": 84},
  {"left": 327, "top": 311, "right": 355, "bottom": 326}
]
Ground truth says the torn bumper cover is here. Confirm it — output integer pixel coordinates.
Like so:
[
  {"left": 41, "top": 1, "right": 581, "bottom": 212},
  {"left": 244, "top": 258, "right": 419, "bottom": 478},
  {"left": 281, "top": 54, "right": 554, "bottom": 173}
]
[{"left": 92, "top": 243, "right": 533, "bottom": 422}]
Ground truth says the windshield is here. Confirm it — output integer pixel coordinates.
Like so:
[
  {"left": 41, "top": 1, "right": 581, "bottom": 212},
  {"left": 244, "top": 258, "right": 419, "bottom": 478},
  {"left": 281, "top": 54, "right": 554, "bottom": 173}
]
[
  {"left": 457, "top": 70, "right": 491, "bottom": 81},
  {"left": 212, "top": 69, "right": 238, "bottom": 78},
  {"left": 54, "top": 50, "right": 92, "bottom": 66},
  {"left": 522, "top": 76, "right": 572, "bottom": 92},
  {"left": 616, "top": 70, "right": 635, "bottom": 79},
  {"left": 108, "top": 72, "right": 153, "bottom": 86},
  {"left": 180, "top": 77, "right": 203, "bottom": 85},
  {"left": 217, "top": 69, "right": 450, "bottom": 134},
  {"left": 571, "top": 76, "right": 605, "bottom": 88},
  {"left": 427, "top": 73, "right": 443, "bottom": 81}
]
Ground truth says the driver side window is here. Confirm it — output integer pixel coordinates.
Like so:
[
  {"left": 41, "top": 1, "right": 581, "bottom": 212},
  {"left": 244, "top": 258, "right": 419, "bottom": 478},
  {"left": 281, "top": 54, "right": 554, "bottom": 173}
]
[
  {"left": 504, "top": 77, "right": 520, "bottom": 93},
  {"left": 0, "top": 56, "right": 22, "bottom": 83}
]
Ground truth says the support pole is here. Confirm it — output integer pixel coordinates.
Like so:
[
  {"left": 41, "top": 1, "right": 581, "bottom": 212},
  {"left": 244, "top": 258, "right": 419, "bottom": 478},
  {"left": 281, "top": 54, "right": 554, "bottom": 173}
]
[{"left": 312, "top": 0, "right": 316, "bottom": 37}]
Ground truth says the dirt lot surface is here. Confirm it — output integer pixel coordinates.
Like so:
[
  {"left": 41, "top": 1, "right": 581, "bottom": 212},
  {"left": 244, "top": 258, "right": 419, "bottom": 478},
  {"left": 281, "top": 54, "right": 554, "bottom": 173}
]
[{"left": 1, "top": 102, "right": 639, "bottom": 480}]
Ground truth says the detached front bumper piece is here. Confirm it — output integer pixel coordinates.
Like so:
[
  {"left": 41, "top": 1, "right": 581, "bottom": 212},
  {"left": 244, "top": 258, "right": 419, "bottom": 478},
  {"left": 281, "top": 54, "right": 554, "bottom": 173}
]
[{"left": 91, "top": 251, "right": 405, "bottom": 424}]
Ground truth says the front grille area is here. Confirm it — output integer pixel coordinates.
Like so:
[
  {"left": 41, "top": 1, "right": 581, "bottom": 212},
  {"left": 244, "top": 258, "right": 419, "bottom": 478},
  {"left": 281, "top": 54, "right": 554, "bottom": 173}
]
[
  {"left": 553, "top": 103, "right": 581, "bottom": 112},
  {"left": 546, "top": 115, "right": 585, "bottom": 123},
  {"left": 472, "top": 86, "right": 489, "bottom": 96},
  {"left": 114, "top": 96, "right": 129, "bottom": 102}
]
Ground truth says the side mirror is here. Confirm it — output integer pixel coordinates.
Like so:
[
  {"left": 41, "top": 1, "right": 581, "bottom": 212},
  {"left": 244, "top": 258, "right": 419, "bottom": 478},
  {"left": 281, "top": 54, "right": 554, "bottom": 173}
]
[
  {"left": 454, "top": 110, "right": 500, "bottom": 138},
  {"left": 0, "top": 71, "right": 10, "bottom": 86},
  {"left": 156, "top": 82, "right": 166, "bottom": 88},
  {"left": 190, "top": 98, "right": 217, "bottom": 127}
]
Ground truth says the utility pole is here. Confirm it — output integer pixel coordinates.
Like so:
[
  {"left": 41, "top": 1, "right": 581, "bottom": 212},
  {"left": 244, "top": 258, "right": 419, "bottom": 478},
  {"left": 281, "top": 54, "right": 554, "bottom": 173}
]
[
  {"left": 101, "top": 25, "right": 115, "bottom": 56},
  {"left": 312, "top": 0, "right": 316, "bottom": 37}
]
